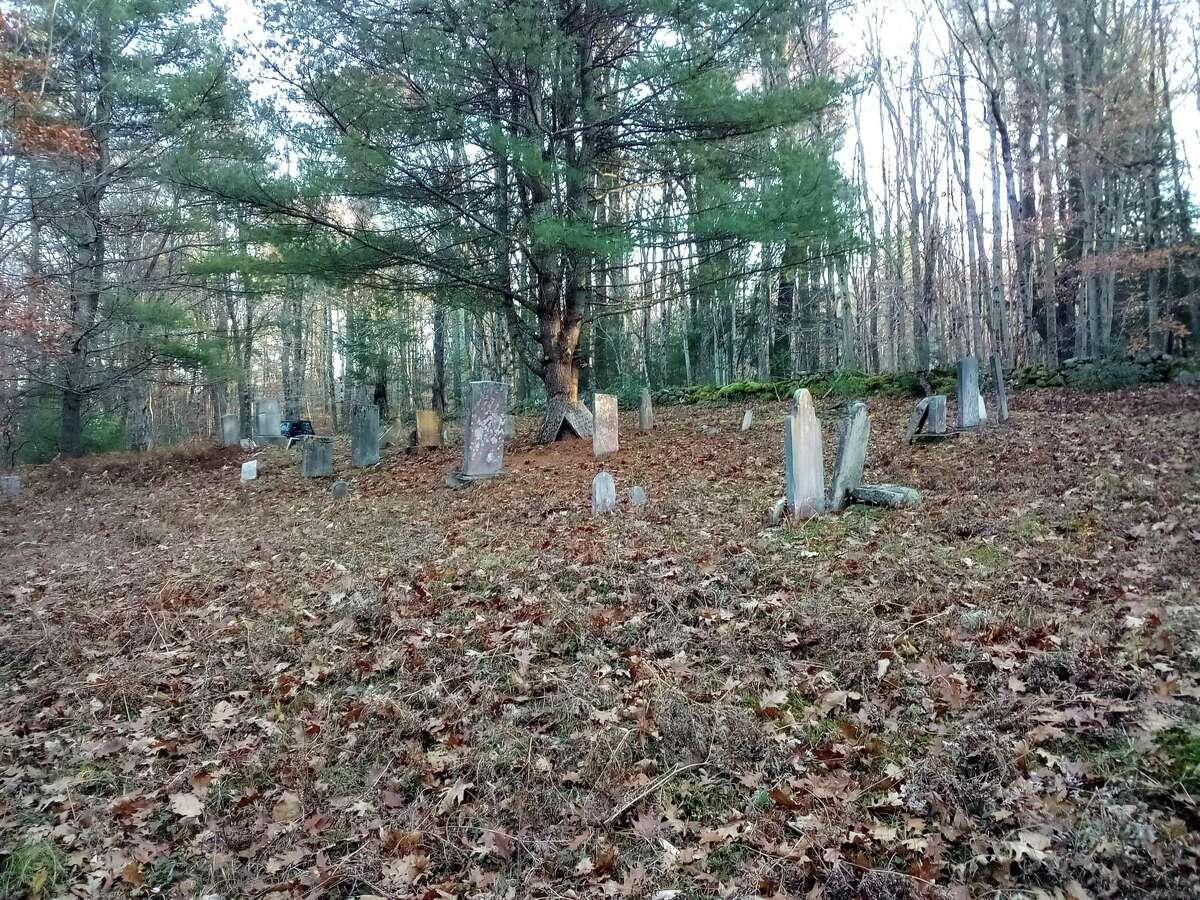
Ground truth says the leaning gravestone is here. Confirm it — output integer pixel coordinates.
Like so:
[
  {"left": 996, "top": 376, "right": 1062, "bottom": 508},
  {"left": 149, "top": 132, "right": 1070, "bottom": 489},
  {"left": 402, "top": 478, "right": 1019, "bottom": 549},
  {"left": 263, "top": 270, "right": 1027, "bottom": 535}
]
[
  {"left": 991, "top": 353, "right": 1010, "bottom": 423},
  {"left": 416, "top": 410, "right": 443, "bottom": 448},
  {"left": 351, "top": 403, "right": 380, "bottom": 467},
  {"left": 639, "top": 389, "right": 654, "bottom": 432},
  {"left": 593, "top": 393, "right": 619, "bottom": 457},
  {"left": 301, "top": 437, "right": 334, "bottom": 477},
  {"left": 254, "top": 399, "right": 282, "bottom": 444},
  {"left": 740, "top": 409, "right": 754, "bottom": 432},
  {"left": 831, "top": 401, "right": 870, "bottom": 512},
  {"left": 1, "top": 474, "right": 22, "bottom": 499},
  {"left": 904, "top": 398, "right": 930, "bottom": 443},
  {"left": 957, "top": 356, "right": 983, "bottom": 430},
  {"left": 592, "top": 471, "right": 617, "bottom": 515},
  {"left": 240, "top": 460, "right": 258, "bottom": 482},
  {"left": 461, "top": 381, "right": 508, "bottom": 478},
  {"left": 783, "top": 389, "right": 825, "bottom": 518},
  {"left": 221, "top": 412, "right": 240, "bottom": 447},
  {"left": 912, "top": 395, "right": 954, "bottom": 444}
]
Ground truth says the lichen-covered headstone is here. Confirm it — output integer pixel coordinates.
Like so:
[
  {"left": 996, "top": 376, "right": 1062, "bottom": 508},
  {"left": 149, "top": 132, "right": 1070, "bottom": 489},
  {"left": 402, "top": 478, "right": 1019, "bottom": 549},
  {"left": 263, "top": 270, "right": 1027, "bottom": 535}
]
[
  {"left": 593, "top": 393, "right": 619, "bottom": 457},
  {"left": 301, "top": 437, "right": 334, "bottom": 477},
  {"left": 831, "top": 401, "right": 870, "bottom": 512},
  {"left": 462, "top": 381, "right": 508, "bottom": 478},
  {"left": 1, "top": 474, "right": 22, "bottom": 499},
  {"left": 416, "top": 410, "right": 443, "bottom": 448},
  {"left": 254, "top": 398, "right": 282, "bottom": 444},
  {"left": 740, "top": 409, "right": 754, "bottom": 432},
  {"left": 351, "top": 403, "right": 380, "bottom": 467},
  {"left": 592, "top": 471, "right": 617, "bottom": 514},
  {"left": 240, "top": 460, "right": 258, "bottom": 482},
  {"left": 629, "top": 485, "right": 648, "bottom": 507},
  {"left": 221, "top": 413, "right": 240, "bottom": 447},
  {"left": 638, "top": 389, "right": 654, "bottom": 432},
  {"left": 991, "top": 353, "right": 1009, "bottom": 423},
  {"left": 957, "top": 357, "right": 983, "bottom": 429},
  {"left": 331, "top": 479, "right": 349, "bottom": 498},
  {"left": 783, "top": 388, "right": 825, "bottom": 518}
]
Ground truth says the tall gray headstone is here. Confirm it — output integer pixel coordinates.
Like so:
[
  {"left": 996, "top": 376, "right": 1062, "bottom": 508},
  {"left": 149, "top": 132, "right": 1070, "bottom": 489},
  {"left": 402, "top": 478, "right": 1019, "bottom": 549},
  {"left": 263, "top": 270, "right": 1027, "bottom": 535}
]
[
  {"left": 638, "top": 389, "right": 654, "bottom": 432},
  {"left": 254, "top": 399, "right": 282, "bottom": 443},
  {"left": 593, "top": 393, "right": 619, "bottom": 457},
  {"left": 221, "top": 413, "right": 240, "bottom": 447},
  {"left": 927, "top": 395, "right": 947, "bottom": 433},
  {"left": 592, "top": 471, "right": 617, "bottom": 515},
  {"left": 991, "top": 353, "right": 1010, "bottom": 423},
  {"left": 740, "top": 409, "right": 754, "bottom": 432},
  {"left": 462, "top": 381, "right": 508, "bottom": 478},
  {"left": 351, "top": 403, "right": 380, "bottom": 467},
  {"left": 301, "top": 437, "right": 334, "bottom": 477},
  {"left": 957, "top": 357, "right": 982, "bottom": 430},
  {"left": 1, "top": 474, "right": 22, "bottom": 499},
  {"left": 830, "top": 401, "right": 870, "bottom": 512},
  {"left": 783, "top": 388, "right": 825, "bottom": 518}
]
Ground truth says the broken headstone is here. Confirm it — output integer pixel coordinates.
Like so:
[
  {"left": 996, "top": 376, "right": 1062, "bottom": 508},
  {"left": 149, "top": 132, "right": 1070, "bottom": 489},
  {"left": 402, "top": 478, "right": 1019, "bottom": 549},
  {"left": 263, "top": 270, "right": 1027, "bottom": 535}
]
[
  {"left": 849, "top": 483, "right": 921, "bottom": 509},
  {"left": 830, "top": 401, "right": 870, "bottom": 512},
  {"left": 783, "top": 388, "right": 825, "bottom": 518}
]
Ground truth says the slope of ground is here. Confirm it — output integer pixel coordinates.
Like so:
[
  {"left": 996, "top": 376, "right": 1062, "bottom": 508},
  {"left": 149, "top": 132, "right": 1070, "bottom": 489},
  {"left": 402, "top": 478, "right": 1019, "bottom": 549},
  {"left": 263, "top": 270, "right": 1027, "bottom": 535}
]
[{"left": 1, "top": 386, "right": 1198, "bottom": 899}]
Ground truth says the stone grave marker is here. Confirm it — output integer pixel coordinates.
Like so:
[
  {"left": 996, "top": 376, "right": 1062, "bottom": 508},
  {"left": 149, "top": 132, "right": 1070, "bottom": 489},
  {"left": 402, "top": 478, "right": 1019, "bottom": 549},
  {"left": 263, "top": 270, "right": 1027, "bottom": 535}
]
[
  {"left": 254, "top": 398, "right": 282, "bottom": 444},
  {"left": 957, "top": 357, "right": 983, "bottom": 429},
  {"left": 331, "top": 479, "right": 349, "bottom": 498},
  {"left": 629, "top": 485, "right": 648, "bottom": 507},
  {"left": 301, "top": 437, "right": 334, "bottom": 477},
  {"left": 927, "top": 394, "right": 947, "bottom": 433},
  {"left": 416, "top": 410, "right": 443, "bottom": 448},
  {"left": 461, "top": 381, "right": 508, "bottom": 478},
  {"left": 991, "top": 353, "right": 1010, "bottom": 423},
  {"left": 222, "top": 412, "right": 240, "bottom": 446},
  {"left": 351, "top": 402, "right": 380, "bottom": 467},
  {"left": 241, "top": 460, "right": 258, "bottom": 482},
  {"left": 639, "top": 388, "right": 654, "bottom": 432},
  {"left": 593, "top": 393, "right": 619, "bottom": 457},
  {"left": 850, "top": 484, "right": 921, "bottom": 508},
  {"left": 1, "top": 474, "right": 21, "bottom": 499},
  {"left": 741, "top": 409, "right": 753, "bottom": 431},
  {"left": 831, "top": 401, "right": 870, "bottom": 512},
  {"left": 904, "top": 398, "right": 930, "bottom": 443},
  {"left": 592, "top": 471, "right": 617, "bottom": 514},
  {"left": 783, "top": 388, "right": 825, "bottom": 518}
]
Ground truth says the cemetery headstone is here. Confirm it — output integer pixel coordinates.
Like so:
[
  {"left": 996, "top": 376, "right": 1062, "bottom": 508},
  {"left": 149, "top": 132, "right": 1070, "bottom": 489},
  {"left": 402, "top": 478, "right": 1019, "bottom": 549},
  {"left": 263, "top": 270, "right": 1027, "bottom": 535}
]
[
  {"left": 957, "top": 356, "right": 983, "bottom": 430},
  {"left": 639, "top": 389, "right": 654, "bottom": 432},
  {"left": 331, "top": 479, "right": 349, "bottom": 498},
  {"left": 927, "top": 394, "right": 947, "bottom": 433},
  {"left": 849, "top": 483, "right": 921, "bottom": 508},
  {"left": 240, "top": 460, "right": 258, "bottom": 482},
  {"left": 629, "top": 485, "right": 648, "bottom": 507},
  {"left": 416, "top": 409, "right": 443, "bottom": 448},
  {"left": 221, "top": 412, "right": 240, "bottom": 446},
  {"left": 301, "top": 437, "right": 334, "bottom": 477},
  {"left": 830, "top": 401, "right": 870, "bottom": 512},
  {"left": 904, "top": 398, "right": 930, "bottom": 443},
  {"left": 1, "top": 474, "right": 22, "bottom": 499},
  {"left": 592, "top": 471, "right": 617, "bottom": 514},
  {"left": 768, "top": 497, "right": 787, "bottom": 526},
  {"left": 783, "top": 388, "right": 825, "bottom": 518},
  {"left": 991, "top": 353, "right": 1010, "bottom": 423},
  {"left": 461, "top": 381, "right": 508, "bottom": 478},
  {"left": 254, "top": 398, "right": 282, "bottom": 444},
  {"left": 506, "top": 414, "right": 516, "bottom": 439},
  {"left": 351, "top": 402, "right": 381, "bottom": 467},
  {"left": 740, "top": 409, "right": 754, "bottom": 432},
  {"left": 593, "top": 393, "right": 619, "bottom": 457}
]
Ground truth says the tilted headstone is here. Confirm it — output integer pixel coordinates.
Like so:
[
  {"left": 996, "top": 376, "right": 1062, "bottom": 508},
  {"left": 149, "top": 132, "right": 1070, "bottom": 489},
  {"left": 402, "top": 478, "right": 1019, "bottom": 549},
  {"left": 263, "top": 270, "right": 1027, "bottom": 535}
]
[
  {"left": 593, "top": 393, "right": 619, "bottom": 457},
  {"left": 783, "top": 388, "right": 825, "bottom": 518},
  {"left": 301, "top": 437, "right": 334, "bottom": 477},
  {"left": 461, "top": 380, "right": 508, "bottom": 478},
  {"left": 638, "top": 389, "right": 654, "bottom": 432},
  {"left": 351, "top": 403, "right": 380, "bottom": 467},
  {"left": 415, "top": 410, "right": 443, "bottom": 448},
  {"left": 904, "top": 398, "right": 930, "bottom": 444},
  {"left": 629, "top": 485, "right": 648, "bottom": 507},
  {"left": 254, "top": 398, "right": 282, "bottom": 443},
  {"left": 221, "top": 413, "right": 240, "bottom": 447},
  {"left": 850, "top": 483, "right": 921, "bottom": 509},
  {"left": 331, "top": 479, "right": 349, "bottom": 498},
  {"left": 927, "top": 395, "right": 947, "bottom": 433},
  {"left": 830, "top": 401, "right": 870, "bottom": 512},
  {"left": 592, "top": 471, "right": 617, "bottom": 515},
  {"left": 1, "top": 474, "right": 22, "bottom": 499},
  {"left": 991, "top": 353, "right": 1010, "bottom": 423},
  {"left": 957, "top": 357, "right": 983, "bottom": 430},
  {"left": 740, "top": 409, "right": 754, "bottom": 432},
  {"left": 240, "top": 460, "right": 258, "bottom": 482}
]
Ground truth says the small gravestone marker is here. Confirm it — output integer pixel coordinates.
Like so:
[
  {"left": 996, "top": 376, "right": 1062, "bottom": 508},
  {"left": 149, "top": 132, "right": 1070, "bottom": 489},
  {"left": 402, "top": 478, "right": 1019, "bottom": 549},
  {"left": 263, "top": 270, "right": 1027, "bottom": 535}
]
[
  {"left": 254, "top": 398, "right": 282, "bottom": 445},
  {"left": 783, "top": 389, "right": 825, "bottom": 518},
  {"left": 850, "top": 483, "right": 921, "bottom": 508},
  {"left": 629, "top": 485, "right": 648, "bottom": 507},
  {"left": 331, "top": 479, "right": 349, "bottom": 498},
  {"left": 221, "top": 412, "right": 240, "bottom": 446},
  {"left": 593, "top": 393, "right": 619, "bottom": 457},
  {"left": 904, "top": 398, "right": 930, "bottom": 443},
  {"left": 592, "top": 471, "right": 617, "bottom": 514},
  {"left": 416, "top": 410, "right": 443, "bottom": 448},
  {"left": 768, "top": 497, "right": 787, "bottom": 526},
  {"left": 351, "top": 402, "right": 380, "bottom": 467},
  {"left": 1, "top": 474, "right": 22, "bottom": 499},
  {"left": 240, "top": 460, "right": 258, "bottom": 482},
  {"left": 638, "top": 388, "right": 654, "bottom": 432},
  {"left": 741, "top": 409, "right": 753, "bottom": 432},
  {"left": 461, "top": 381, "right": 508, "bottom": 478},
  {"left": 301, "top": 437, "right": 334, "bottom": 477},
  {"left": 957, "top": 357, "right": 983, "bottom": 429},
  {"left": 505, "top": 414, "right": 516, "bottom": 439},
  {"left": 991, "top": 353, "right": 1009, "bottom": 423},
  {"left": 831, "top": 401, "right": 870, "bottom": 512}
]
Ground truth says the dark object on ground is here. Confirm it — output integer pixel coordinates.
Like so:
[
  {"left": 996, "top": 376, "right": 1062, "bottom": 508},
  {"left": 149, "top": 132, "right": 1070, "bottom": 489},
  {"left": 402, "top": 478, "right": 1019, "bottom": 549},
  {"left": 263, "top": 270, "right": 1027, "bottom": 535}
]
[{"left": 281, "top": 419, "right": 316, "bottom": 439}]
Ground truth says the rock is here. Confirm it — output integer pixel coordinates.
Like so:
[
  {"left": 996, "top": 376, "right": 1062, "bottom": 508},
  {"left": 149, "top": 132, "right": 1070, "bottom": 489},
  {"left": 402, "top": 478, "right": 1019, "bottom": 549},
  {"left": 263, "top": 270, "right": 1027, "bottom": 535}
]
[
  {"left": 740, "top": 409, "right": 753, "bottom": 431},
  {"left": 416, "top": 409, "right": 443, "bottom": 448},
  {"left": 460, "top": 381, "right": 508, "bottom": 478},
  {"left": 592, "top": 471, "right": 617, "bottom": 514},
  {"left": 904, "top": 398, "right": 930, "bottom": 444},
  {"left": 331, "top": 479, "right": 349, "bottom": 497},
  {"left": 1173, "top": 369, "right": 1198, "bottom": 385},
  {"left": 629, "top": 485, "right": 648, "bottom": 507},
  {"left": 351, "top": 401, "right": 381, "bottom": 467},
  {"left": 767, "top": 497, "right": 787, "bottom": 526},
  {"left": 959, "top": 608, "right": 993, "bottom": 632},
  {"left": 239, "top": 438, "right": 257, "bottom": 451},
  {"left": 783, "top": 389, "right": 825, "bottom": 518},
  {"left": 593, "top": 393, "right": 619, "bottom": 457},
  {"left": 638, "top": 388, "right": 654, "bottom": 432},
  {"left": 1, "top": 474, "right": 22, "bottom": 499},
  {"left": 221, "top": 413, "right": 240, "bottom": 446},
  {"left": 849, "top": 483, "right": 920, "bottom": 508},
  {"left": 301, "top": 436, "right": 334, "bottom": 477},
  {"left": 991, "top": 354, "right": 1009, "bottom": 423},
  {"left": 830, "top": 401, "right": 870, "bottom": 512},
  {"left": 240, "top": 460, "right": 258, "bottom": 482},
  {"left": 957, "top": 356, "right": 983, "bottom": 430}
]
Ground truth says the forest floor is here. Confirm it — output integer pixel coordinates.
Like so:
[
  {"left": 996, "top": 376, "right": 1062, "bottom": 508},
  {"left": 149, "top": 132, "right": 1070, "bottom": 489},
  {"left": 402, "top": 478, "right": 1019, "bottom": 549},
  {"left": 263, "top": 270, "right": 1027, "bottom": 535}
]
[{"left": 1, "top": 385, "right": 1199, "bottom": 900}]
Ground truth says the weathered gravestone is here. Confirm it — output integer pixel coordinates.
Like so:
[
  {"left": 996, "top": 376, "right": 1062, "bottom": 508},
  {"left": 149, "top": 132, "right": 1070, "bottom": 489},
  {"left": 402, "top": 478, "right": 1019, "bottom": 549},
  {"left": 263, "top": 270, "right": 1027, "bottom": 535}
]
[
  {"left": 461, "top": 381, "right": 508, "bottom": 478},
  {"left": 639, "top": 389, "right": 654, "bottom": 432},
  {"left": 221, "top": 413, "right": 240, "bottom": 447},
  {"left": 904, "top": 398, "right": 930, "bottom": 443},
  {"left": 991, "top": 353, "right": 1010, "bottom": 423},
  {"left": 415, "top": 410, "right": 443, "bottom": 448},
  {"left": 831, "top": 401, "right": 870, "bottom": 512},
  {"left": 741, "top": 409, "right": 754, "bottom": 432},
  {"left": 240, "top": 460, "right": 258, "bottom": 482},
  {"left": 331, "top": 479, "right": 349, "bottom": 498},
  {"left": 957, "top": 357, "right": 983, "bottom": 430},
  {"left": 351, "top": 402, "right": 380, "bottom": 467},
  {"left": 301, "top": 437, "right": 334, "bottom": 477},
  {"left": 593, "top": 393, "right": 619, "bottom": 457},
  {"left": 911, "top": 395, "right": 954, "bottom": 444},
  {"left": 629, "top": 485, "right": 648, "bottom": 507},
  {"left": 592, "top": 471, "right": 617, "bottom": 514},
  {"left": 783, "top": 389, "right": 825, "bottom": 518},
  {"left": 850, "top": 483, "right": 921, "bottom": 509},
  {"left": 254, "top": 399, "right": 282, "bottom": 444},
  {"left": 1, "top": 474, "right": 22, "bottom": 499}
]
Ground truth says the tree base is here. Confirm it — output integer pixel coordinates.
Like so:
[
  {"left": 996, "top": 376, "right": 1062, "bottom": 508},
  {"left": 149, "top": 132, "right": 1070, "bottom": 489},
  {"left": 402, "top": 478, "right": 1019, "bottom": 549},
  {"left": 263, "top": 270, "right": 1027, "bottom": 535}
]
[{"left": 535, "top": 398, "right": 593, "bottom": 444}]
